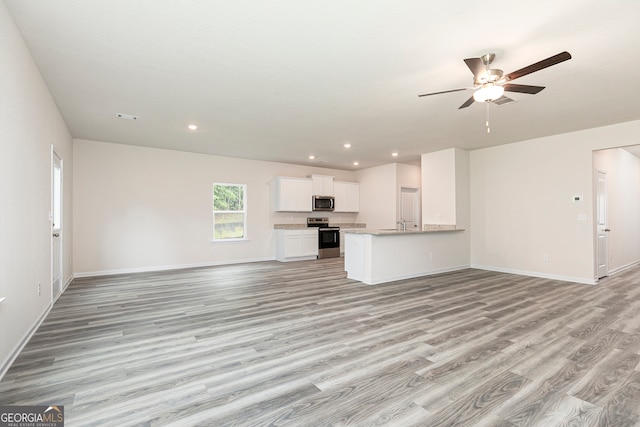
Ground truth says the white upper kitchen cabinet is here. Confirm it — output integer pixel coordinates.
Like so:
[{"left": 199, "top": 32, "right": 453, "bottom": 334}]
[
  {"left": 334, "top": 181, "right": 359, "bottom": 212},
  {"left": 272, "top": 176, "right": 312, "bottom": 212},
  {"left": 310, "top": 174, "right": 334, "bottom": 196}
]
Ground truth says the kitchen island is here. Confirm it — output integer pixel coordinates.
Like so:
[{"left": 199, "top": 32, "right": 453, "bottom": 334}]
[{"left": 344, "top": 226, "right": 468, "bottom": 285}]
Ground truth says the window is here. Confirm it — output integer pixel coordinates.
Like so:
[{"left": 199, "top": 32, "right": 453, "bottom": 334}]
[{"left": 213, "top": 183, "right": 246, "bottom": 240}]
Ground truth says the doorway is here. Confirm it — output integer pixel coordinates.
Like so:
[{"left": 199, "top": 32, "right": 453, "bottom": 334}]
[
  {"left": 592, "top": 146, "right": 640, "bottom": 280},
  {"left": 400, "top": 187, "right": 420, "bottom": 230},
  {"left": 595, "top": 169, "right": 608, "bottom": 279},
  {"left": 52, "top": 150, "right": 63, "bottom": 301}
]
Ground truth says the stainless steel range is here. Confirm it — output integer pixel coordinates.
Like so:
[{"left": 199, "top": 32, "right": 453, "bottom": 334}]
[{"left": 307, "top": 217, "right": 340, "bottom": 259}]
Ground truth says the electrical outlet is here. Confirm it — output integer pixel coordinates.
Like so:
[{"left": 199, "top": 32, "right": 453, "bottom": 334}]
[
  {"left": 543, "top": 255, "right": 549, "bottom": 262},
  {"left": 38, "top": 283, "right": 41, "bottom": 296}
]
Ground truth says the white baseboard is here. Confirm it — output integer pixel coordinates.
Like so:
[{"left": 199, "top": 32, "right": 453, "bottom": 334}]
[
  {"left": 359, "top": 265, "right": 470, "bottom": 285},
  {"left": 470, "top": 264, "right": 597, "bottom": 285},
  {"left": 0, "top": 274, "right": 76, "bottom": 381},
  {"left": 73, "top": 257, "right": 275, "bottom": 278},
  {"left": 0, "top": 302, "right": 53, "bottom": 381},
  {"left": 607, "top": 260, "right": 640, "bottom": 276}
]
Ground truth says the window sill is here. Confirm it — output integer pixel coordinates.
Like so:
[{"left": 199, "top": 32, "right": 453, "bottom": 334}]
[{"left": 211, "top": 238, "right": 250, "bottom": 244}]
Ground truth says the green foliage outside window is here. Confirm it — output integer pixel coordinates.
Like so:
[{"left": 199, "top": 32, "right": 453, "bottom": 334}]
[{"left": 213, "top": 183, "right": 246, "bottom": 240}]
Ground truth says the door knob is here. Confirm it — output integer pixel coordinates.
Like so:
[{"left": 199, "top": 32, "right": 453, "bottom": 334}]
[{"left": 53, "top": 233, "right": 60, "bottom": 237}]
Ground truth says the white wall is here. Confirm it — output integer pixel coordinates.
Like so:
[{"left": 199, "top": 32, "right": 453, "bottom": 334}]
[
  {"left": 73, "top": 139, "right": 360, "bottom": 275},
  {"left": 356, "top": 163, "right": 398, "bottom": 229},
  {"left": 455, "top": 149, "right": 470, "bottom": 229},
  {"left": 396, "top": 163, "right": 421, "bottom": 190},
  {"left": 421, "top": 148, "right": 469, "bottom": 228},
  {"left": 0, "top": 3, "right": 73, "bottom": 376},
  {"left": 422, "top": 149, "right": 457, "bottom": 224},
  {"left": 355, "top": 163, "right": 420, "bottom": 230},
  {"left": 593, "top": 147, "right": 640, "bottom": 273},
  {"left": 470, "top": 119, "right": 640, "bottom": 284}
]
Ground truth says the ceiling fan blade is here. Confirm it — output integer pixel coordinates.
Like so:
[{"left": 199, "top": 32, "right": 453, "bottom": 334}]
[
  {"left": 458, "top": 96, "right": 475, "bottom": 109},
  {"left": 418, "top": 88, "right": 467, "bottom": 97},
  {"left": 492, "top": 95, "right": 514, "bottom": 106},
  {"left": 464, "top": 57, "right": 484, "bottom": 77},
  {"left": 502, "top": 83, "right": 545, "bottom": 94},
  {"left": 503, "top": 51, "right": 571, "bottom": 82}
]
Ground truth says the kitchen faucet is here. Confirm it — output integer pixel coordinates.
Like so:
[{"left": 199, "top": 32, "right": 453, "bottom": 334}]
[{"left": 397, "top": 218, "right": 407, "bottom": 232}]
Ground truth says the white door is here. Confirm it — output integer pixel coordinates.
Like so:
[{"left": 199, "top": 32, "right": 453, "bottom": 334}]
[
  {"left": 52, "top": 151, "right": 63, "bottom": 300},
  {"left": 400, "top": 187, "right": 420, "bottom": 229},
  {"left": 596, "top": 169, "right": 609, "bottom": 279}
]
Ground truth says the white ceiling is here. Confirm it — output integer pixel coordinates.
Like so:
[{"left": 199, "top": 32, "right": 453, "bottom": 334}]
[{"left": 4, "top": 1, "right": 640, "bottom": 170}]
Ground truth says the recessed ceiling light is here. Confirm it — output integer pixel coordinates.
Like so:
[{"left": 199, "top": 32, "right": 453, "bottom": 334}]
[
  {"left": 188, "top": 124, "right": 198, "bottom": 130},
  {"left": 353, "top": 161, "right": 359, "bottom": 166},
  {"left": 344, "top": 143, "right": 351, "bottom": 148},
  {"left": 309, "top": 155, "right": 316, "bottom": 160},
  {"left": 392, "top": 152, "right": 399, "bottom": 157}
]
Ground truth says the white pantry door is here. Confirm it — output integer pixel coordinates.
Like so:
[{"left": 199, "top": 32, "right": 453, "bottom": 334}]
[
  {"left": 596, "top": 169, "right": 609, "bottom": 279},
  {"left": 52, "top": 151, "right": 63, "bottom": 300}
]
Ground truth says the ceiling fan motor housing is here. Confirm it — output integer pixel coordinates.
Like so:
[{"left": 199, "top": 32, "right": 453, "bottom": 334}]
[{"left": 474, "top": 68, "right": 503, "bottom": 86}]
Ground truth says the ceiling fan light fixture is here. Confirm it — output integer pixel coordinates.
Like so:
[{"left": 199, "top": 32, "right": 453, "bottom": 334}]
[{"left": 473, "top": 83, "right": 504, "bottom": 103}]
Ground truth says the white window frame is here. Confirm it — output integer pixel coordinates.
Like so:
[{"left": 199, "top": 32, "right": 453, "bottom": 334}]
[{"left": 213, "top": 182, "right": 247, "bottom": 242}]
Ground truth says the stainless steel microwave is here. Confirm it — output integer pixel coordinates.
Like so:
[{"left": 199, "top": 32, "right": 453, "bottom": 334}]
[{"left": 312, "top": 195, "right": 335, "bottom": 211}]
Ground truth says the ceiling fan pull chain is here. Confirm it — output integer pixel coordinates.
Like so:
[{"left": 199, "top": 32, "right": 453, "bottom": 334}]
[{"left": 486, "top": 102, "right": 491, "bottom": 133}]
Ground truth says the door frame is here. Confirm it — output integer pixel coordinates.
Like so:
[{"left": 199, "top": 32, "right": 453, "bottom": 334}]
[
  {"left": 594, "top": 168, "right": 608, "bottom": 280},
  {"left": 51, "top": 148, "right": 63, "bottom": 301}
]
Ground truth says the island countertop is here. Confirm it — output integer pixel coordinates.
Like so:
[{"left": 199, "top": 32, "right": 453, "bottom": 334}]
[
  {"left": 274, "top": 223, "right": 366, "bottom": 230},
  {"left": 345, "top": 225, "right": 464, "bottom": 236}
]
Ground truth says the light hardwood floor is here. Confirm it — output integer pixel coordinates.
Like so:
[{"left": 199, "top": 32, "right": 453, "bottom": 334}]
[{"left": 1, "top": 258, "right": 640, "bottom": 426}]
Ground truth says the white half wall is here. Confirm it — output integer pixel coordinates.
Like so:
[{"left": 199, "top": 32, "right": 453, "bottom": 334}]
[
  {"left": 470, "top": 119, "right": 640, "bottom": 284},
  {"left": 345, "top": 231, "right": 469, "bottom": 285},
  {"left": 0, "top": 3, "right": 73, "bottom": 377}
]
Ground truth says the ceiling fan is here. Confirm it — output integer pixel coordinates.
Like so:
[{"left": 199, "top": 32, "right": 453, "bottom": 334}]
[{"left": 418, "top": 51, "right": 572, "bottom": 109}]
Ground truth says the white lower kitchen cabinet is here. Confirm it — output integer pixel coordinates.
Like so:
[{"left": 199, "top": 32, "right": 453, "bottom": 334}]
[{"left": 275, "top": 229, "right": 318, "bottom": 261}]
